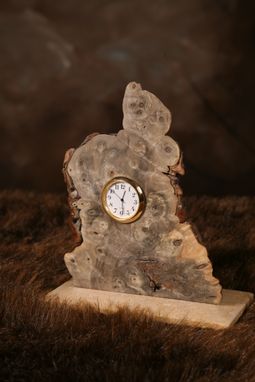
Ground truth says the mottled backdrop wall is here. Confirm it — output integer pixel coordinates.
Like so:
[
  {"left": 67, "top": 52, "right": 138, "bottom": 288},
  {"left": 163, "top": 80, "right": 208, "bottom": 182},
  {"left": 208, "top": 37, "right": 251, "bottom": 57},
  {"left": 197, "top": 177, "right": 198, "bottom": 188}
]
[{"left": 0, "top": 0, "right": 255, "bottom": 195}]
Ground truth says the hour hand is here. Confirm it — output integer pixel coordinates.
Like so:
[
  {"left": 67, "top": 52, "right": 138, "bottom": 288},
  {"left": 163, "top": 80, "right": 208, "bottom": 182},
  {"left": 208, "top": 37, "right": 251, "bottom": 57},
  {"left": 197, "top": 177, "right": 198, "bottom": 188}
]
[{"left": 121, "top": 191, "right": 126, "bottom": 202}]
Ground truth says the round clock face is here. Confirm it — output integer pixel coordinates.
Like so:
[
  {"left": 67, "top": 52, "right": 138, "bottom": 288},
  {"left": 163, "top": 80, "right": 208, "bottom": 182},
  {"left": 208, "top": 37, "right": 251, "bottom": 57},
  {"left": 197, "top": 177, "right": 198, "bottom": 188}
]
[{"left": 101, "top": 177, "right": 146, "bottom": 223}]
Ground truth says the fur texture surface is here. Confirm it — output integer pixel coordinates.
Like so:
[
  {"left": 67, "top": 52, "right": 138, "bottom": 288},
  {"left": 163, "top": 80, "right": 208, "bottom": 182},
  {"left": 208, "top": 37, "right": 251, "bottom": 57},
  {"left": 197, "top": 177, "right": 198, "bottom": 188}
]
[{"left": 0, "top": 190, "right": 255, "bottom": 381}]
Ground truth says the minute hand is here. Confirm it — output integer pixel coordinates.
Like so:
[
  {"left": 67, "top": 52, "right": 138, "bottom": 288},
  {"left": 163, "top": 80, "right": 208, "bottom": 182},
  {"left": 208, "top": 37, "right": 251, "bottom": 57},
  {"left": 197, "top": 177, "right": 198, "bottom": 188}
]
[{"left": 111, "top": 189, "right": 122, "bottom": 201}]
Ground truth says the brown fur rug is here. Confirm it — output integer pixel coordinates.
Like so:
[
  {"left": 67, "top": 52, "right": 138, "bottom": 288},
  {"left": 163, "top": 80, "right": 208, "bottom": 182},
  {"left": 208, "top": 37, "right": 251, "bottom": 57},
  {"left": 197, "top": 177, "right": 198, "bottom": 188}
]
[{"left": 0, "top": 190, "right": 255, "bottom": 382}]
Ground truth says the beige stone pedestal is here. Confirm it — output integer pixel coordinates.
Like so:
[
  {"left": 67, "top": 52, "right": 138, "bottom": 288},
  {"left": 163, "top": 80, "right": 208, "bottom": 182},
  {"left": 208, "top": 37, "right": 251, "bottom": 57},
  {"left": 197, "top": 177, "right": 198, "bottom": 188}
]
[{"left": 47, "top": 280, "right": 253, "bottom": 329}]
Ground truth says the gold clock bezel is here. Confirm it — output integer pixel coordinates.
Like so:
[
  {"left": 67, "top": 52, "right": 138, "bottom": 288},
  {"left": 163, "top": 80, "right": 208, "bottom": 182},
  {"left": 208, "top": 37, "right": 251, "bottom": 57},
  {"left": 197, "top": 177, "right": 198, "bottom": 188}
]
[{"left": 101, "top": 176, "right": 146, "bottom": 224}]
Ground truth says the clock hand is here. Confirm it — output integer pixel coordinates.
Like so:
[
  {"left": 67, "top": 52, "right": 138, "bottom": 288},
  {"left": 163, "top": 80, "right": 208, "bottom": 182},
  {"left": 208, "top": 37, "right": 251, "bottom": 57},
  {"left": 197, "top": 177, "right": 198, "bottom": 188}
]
[
  {"left": 111, "top": 189, "right": 122, "bottom": 201},
  {"left": 121, "top": 199, "right": 125, "bottom": 215},
  {"left": 121, "top": 190, "right": 126, "bottom": 202}
]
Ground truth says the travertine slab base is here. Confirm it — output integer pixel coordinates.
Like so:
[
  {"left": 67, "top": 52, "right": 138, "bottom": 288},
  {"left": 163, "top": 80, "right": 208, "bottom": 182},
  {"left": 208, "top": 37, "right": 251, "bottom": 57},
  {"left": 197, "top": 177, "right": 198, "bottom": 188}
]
[{"left": 47, "top": 280, "right": 253, "bottom": 329}]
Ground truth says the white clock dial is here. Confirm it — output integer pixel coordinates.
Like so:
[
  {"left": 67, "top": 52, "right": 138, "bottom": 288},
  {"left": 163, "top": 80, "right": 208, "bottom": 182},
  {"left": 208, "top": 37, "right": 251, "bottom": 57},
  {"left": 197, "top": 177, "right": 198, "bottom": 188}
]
[
  {"left": 102, "top": 177, "right": 145, "bottom": 223},
  {"left": 106, "top": 181, "right": 139, "bottom": 219}
]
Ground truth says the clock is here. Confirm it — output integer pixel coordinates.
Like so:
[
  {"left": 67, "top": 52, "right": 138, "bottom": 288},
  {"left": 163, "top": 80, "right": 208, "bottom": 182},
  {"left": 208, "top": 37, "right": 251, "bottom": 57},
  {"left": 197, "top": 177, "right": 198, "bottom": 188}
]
[
  {"left": 101, "top": 177, "right": 146, "bottom": 223},
  {"left": 62, "top": 81, "right": 222, "bottom": 304}
]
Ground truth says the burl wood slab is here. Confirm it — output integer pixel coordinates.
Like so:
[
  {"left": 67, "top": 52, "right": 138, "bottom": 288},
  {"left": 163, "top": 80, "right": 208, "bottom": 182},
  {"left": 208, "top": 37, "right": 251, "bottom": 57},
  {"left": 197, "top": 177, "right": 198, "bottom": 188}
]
[{"left": 63, "top": 82, "right": 222, "bottom": 304}]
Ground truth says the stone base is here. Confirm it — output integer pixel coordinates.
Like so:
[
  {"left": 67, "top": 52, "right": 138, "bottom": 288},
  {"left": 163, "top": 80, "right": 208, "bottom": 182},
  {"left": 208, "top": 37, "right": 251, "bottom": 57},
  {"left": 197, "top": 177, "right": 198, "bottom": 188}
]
[{"left": 47, "top": 280, "right": 254, "bottom": 329}]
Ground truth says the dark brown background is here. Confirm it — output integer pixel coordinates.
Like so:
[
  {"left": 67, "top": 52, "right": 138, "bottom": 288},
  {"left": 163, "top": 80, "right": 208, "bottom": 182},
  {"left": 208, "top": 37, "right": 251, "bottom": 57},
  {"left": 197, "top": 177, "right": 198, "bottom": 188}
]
[{"left": 1, "top": 0, "right": 255, "bottom": 195}]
